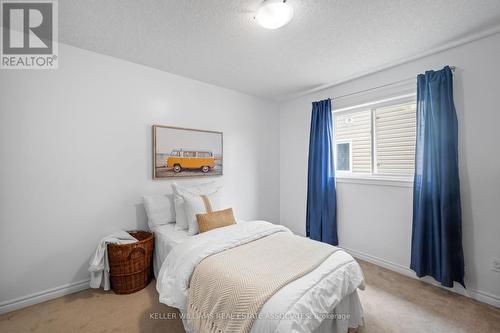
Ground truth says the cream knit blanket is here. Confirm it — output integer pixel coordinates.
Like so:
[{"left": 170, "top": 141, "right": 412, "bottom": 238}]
[{"left": 187, "top": 232, "right": 337, "bottom": 333}]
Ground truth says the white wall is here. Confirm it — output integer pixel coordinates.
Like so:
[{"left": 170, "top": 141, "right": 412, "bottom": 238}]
[
  {"left": 279, "top": 32, "right": 500, "bottom": 306},
  {"left": 0, "top": 44, "right": 280, "bottom": 311}
]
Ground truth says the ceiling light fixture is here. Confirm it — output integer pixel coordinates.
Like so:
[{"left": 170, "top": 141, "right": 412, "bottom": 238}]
[{"left": 254, "top": 0, "right": 294, "bottom": 30}]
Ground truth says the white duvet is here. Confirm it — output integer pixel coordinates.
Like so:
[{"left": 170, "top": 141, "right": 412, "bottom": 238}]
[{"left": 156, "top": 221, "right": 364, "bottom": 333}]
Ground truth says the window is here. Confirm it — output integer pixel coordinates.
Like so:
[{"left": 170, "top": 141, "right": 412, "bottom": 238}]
[
  {"left": 373, "top": 103, "right": 416, "bottom": 175},
  {"left": 183, "top": 151, "right": 196, "bottom": 157},
  {"left": 335, "top": 140, "right": 352, "bottom": 173},
  {"left": 197, "top": 151, "right": 212, "bottom": 157},
  {"left": 333, "top": 97, "right": 416, "bottom": 180},
  {"left": 334, "top": 110, "right": 372, "bottom": 174}
]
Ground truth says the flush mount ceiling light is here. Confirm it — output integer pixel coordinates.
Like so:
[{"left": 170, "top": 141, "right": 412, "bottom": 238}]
[{"left": 255, "top": 0, "right": 294, "bottom": 30}]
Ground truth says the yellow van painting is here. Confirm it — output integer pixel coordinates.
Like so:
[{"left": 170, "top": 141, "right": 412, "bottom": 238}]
[
  {"left": 166, "top": 149, "right": 216, "bottom": 173},
  {"left": 153, "top": 125, "right": 222, "bottom": 179}
]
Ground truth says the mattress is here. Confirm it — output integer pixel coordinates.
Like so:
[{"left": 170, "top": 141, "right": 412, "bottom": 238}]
[{"left": 153, "top": 223, "right": 190, "bottom": 277}]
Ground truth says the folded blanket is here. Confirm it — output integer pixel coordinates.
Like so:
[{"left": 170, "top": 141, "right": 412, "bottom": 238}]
[
  {"left": 187, "top": 232, "right": 338, "bottom": 333},
  {"left": 89, "top": 231, "right": 137, "bottom": 290}
]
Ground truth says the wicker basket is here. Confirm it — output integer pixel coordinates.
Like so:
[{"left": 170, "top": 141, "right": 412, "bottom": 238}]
[{"left": 107, "top": 231, "right": 155, "bottom": 294}]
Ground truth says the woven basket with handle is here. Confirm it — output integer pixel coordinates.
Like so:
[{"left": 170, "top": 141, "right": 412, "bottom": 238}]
[{"left": 107, "top": 231, "right": 155, "bottom": 294}]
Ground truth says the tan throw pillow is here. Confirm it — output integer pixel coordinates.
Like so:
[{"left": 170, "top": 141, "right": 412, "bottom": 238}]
[{"left": 196, "top": 208, "right": 236, "bottom": 233}]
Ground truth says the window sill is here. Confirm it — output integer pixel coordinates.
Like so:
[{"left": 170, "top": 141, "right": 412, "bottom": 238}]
[{"left": 335, "top": 175, "right": 413, "bottom": 188}]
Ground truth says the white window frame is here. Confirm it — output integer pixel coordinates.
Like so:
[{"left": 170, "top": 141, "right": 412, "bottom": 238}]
[
  {"left": 334, "top": 139, "right": 352, "bottom": 176},
  {"left": 332, "top": 94, "right": 416, "bottom": 187}
]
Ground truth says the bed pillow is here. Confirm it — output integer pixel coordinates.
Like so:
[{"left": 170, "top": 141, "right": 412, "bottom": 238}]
[
  {"left": 196, "top": 208, "right": 236, "bottom": 233},
  {"left": 172, "top": 192, "right": 188, "bottom": 231},
  {"left": 172, "top": 182, "right": 220, "bottom": 231},
  {"left": 142, "top": 194, "right": 175, "bottom": 230},
  {"left": 180, "top": 189, "right": 224, "bottom": 235}
]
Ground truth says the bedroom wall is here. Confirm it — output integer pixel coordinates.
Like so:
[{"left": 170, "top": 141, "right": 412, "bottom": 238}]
[
  {"left": 279, "top": 32, "right": 500, "bottom": 307},
  {"left": 0, "top": 44, "right": 280, "bottom": 312}
]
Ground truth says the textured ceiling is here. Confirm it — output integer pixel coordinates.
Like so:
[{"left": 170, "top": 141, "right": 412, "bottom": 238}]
[{"left": 59, "top": 0, "right": 500, "bottom": 100}]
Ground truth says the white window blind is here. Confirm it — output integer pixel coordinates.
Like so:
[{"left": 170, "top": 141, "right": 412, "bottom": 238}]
[{"left": 333, "top": 98, "right": 416, "bottom": 178}]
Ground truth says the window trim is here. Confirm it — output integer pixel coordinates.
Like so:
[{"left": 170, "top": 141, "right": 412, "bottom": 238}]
[
  {"left": 334, "top": 139, "right": 353, "bottom": 175},
  {"left": 336, "top": 175, "right": 413, "bottom": 188},
  {"left": 332, "top": 94, "right": 416, "bottom": 184}
]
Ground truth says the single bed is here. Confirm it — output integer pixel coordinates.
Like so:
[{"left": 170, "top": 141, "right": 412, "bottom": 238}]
[{"left": 153, "top": 220, "right": 364, "bottom": 333}]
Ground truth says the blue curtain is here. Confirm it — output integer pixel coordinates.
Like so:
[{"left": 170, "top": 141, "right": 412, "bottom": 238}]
[
  {"left": 306, "top": 99, "right": 338, "bottom": 245},
  {"left": 411, "top": 66, "right": 465, "bottom": 288}
]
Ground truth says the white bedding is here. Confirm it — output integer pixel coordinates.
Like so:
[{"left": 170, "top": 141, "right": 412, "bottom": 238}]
[
  {"left": 153, "top": 220, "right": 249, "bottom": 277},
  {"left": 156, "top": 221, "right": 364, "bottom": 333},
  {"left": 152, "top": 223, "right": 190, "bottom": 277}
]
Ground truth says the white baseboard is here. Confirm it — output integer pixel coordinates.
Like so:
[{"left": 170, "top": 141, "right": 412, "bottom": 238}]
[
  {"left": 0, "top": 279, "right": 90, "bottom": 315},
  {"left": 1, "top": 250, "right": 499, "bottom": 315},
  {"left": 343, "top": 247, "right": 500, "bottom": 308}
]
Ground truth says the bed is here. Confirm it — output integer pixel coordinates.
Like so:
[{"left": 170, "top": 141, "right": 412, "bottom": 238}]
[{"left": 152, "top": 220, "right": 364, "bottom": 333}]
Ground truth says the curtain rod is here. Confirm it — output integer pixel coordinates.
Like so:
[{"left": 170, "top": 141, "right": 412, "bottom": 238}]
[{"left": 330, "top": 66, "right": 456, "bottom": 102}]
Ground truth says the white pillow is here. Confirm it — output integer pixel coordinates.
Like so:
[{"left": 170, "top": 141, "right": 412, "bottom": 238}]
[
  {"left": 172, "top": 193, "right": 188, "bottom": 230},
  {"left": 142, "top": 194, "right": 175, "bottom": 230},
  {"left": 172, "top": 182, "right": 220, "bottom": 231},
  {"left": 180, "top": 189, "right": 224, "bottom": 235}
]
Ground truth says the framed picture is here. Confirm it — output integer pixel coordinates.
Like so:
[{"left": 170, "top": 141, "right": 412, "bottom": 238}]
[{"left": 153, "top": 125, "right": 223, "bottom": 179}]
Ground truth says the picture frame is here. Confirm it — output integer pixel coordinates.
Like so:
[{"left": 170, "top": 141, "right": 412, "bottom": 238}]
[{"left": 152, "top": 125, "right": 223, "bottom": 179}]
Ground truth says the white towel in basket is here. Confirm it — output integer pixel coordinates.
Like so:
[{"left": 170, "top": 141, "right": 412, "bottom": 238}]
[{"left": 89, "top": 231, "right": 137, "bottom": 290}]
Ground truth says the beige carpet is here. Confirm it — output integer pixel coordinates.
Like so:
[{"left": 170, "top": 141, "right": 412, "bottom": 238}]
[{"left": 1, "top": 260, "right": 499, "bottom": 333}]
